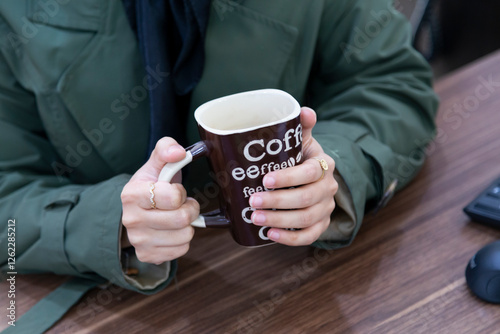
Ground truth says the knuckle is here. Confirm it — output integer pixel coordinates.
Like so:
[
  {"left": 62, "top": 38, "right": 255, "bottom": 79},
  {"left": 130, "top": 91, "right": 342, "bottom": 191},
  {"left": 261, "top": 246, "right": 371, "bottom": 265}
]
[
  {"left": 169, "top": 186, "right": 184, "bottom": 208},
  {"left": 181, "top": 226, "right": 195, "bottom": 242},
  {"left": 186, "top": 197, "right": 201, "bottom": 213},
  {"left": 330, "top": 180, "right": 339, "bottom": 194},
  {"left": 177, "top": 183, "right": 187, "bottom": 198},
  {"left": 328, "top": 199, "right": 336, "bottom": 213},
  {"left": 305, "top": 162, "right": 317, "bottom": 180},
  {"left": 176, "top": 208, "right": 192, "bottom": 227},
  {"left": 121, "top": 215, "right": 137, "bottom": 228},
  {"left": 300, "top": 190, "right": 314, "bottom": 207},
  {"left": 177, "top": 226, "right": 195, "bottom": 243},
  {"left": 300, "top": 211, "right": 313, "bottom": 227},
  {"left": 180, "top": 243, "right": 190, "bottom": 256},
  {"left": 120, "top": 188, "right": 127, "bottom": 202},
  {"left": 172, "top": 244, "right": 190, "bottom": 259},
  {"left": 326, "top": 156, "right": 335, "bottom": 169},
  {"left": 120, "top": 186, "right": 135, "bottom": 204},
  {"left": 127, "top": 231, "right": 147, "bottom": 247}
]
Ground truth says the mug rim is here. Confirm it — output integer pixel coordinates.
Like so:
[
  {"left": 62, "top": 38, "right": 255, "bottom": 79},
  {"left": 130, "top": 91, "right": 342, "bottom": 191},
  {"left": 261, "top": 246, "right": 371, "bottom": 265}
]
[{"left": 194, "top": 89, "right": 301, "bottom": 136}]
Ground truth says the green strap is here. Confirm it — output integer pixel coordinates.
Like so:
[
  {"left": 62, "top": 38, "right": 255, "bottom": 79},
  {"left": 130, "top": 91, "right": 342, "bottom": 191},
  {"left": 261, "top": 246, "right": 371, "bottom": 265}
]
[{"left": 2, "top": 277, "right": 98, "bottom": 334}]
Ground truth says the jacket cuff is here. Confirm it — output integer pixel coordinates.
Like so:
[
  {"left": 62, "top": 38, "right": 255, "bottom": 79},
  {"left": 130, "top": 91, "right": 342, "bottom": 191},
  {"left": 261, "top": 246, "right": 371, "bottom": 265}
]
[
  {"left": 311, "top": 129, "right": 378, "bottom": 250},
  {"left": 63, "top": 174, "right": 176, "bottom": 294},
  {"left": 316, "top": 169, "right": 356, "bottom": 243}
]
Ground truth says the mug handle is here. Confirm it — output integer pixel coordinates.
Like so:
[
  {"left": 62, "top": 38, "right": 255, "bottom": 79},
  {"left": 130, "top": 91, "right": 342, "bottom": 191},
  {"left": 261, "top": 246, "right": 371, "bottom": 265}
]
[{"left": 158, "top": 141, "right": 231, "bottom": 229}]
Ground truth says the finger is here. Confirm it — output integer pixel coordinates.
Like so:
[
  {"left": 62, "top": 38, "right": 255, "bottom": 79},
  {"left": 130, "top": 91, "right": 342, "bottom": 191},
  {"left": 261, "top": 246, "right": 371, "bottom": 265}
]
[
  {"left": 251, "top": 200, "right": 335, "bottom": 229},
  {"left": 131, "top": 137, "right": 186, "bottom": 182},
  {"left": 262, "top": 156, "right": 334, "bottom": 189},
  {"left": 300, "top": 107, "right": 316, "bottom": 143},
  {"left": 249, "top": 182, "right": 327, "bottom": 210},
  {"left": 148, "top": 197, "right": 200, "bottom": 229},
  {"left": 122, "top": 181, "right": 187, "bottom": 210},
  {"left": 154, "top": 244, "right": 191, "bottom": 263},
  {"left": 128, "top": 226, "right": 195, "bottom": 248},
  {"left": 135, "top": 243, "right": 191, "bottom": 264},
  {"left": 136, "top": 182, "right": 187, "bottom": 210},
  {"left": 266, "top": 218, "right": 330, "bottom": 246},
  {"left": 122, "top": 198, "right": 200, "bottom": 230}
]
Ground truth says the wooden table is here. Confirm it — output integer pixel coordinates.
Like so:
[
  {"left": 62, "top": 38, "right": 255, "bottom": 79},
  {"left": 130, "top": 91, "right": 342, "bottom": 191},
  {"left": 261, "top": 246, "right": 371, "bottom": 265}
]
[{"left": 3, "top": 50, "right": 500, "bottom": 334}]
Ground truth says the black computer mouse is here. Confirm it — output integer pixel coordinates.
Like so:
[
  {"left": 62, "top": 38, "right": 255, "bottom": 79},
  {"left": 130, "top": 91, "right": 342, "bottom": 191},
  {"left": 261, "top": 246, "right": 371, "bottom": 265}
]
[{"left": 465, "top": 240, "right": 500, "bottom": 304}]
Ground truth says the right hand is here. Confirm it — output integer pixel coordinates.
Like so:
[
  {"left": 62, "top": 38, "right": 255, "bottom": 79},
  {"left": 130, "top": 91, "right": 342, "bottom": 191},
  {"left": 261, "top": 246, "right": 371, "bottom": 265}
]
[{"left": 121, "top": 137, "right": 199, "bottom": 265}]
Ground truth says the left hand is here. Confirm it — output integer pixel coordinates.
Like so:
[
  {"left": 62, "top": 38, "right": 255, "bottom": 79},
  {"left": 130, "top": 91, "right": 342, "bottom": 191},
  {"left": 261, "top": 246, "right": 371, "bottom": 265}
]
[{"left": 250, "top": 107, "right": 338, "bottom": 246}]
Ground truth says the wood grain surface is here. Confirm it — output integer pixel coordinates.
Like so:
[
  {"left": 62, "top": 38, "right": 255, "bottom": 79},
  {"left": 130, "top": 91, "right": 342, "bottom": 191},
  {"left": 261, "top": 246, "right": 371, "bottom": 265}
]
[{"left": 2, "top": 50, "right": 500, "bottom": 334}]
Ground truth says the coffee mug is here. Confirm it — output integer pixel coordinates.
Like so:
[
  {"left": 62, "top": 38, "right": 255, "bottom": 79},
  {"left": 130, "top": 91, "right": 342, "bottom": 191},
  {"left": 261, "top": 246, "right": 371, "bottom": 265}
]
[{"left": 159, "top": 89, "right": 303, "bottom": 247}]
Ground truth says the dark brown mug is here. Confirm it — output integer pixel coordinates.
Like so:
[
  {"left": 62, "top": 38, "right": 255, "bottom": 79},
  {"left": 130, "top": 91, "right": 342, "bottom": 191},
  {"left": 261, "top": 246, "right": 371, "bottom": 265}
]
[{"left": 159, "top": 89, "right": 303, "bottom": 247}]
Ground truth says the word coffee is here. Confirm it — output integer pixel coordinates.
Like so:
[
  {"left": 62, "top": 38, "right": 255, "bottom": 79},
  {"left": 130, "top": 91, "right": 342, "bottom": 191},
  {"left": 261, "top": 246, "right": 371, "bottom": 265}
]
[{"left": 232, "top": 124, "right": 303, "bottom": 182}]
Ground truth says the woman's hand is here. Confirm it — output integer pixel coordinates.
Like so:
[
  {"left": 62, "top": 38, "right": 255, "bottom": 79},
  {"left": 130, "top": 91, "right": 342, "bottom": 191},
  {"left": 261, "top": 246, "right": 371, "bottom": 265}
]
[
  {"left": 121, "top": 138, "right": 199, "bottom": 264},
  {"left": 250, "top": 107, "right": 338, "bottom": 246}
]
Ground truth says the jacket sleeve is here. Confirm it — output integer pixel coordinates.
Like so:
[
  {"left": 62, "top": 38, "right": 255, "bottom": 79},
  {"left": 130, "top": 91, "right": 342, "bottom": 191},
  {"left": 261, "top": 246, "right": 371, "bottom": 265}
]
[
  {"left": 311, "top": 0, "right": 439, "bottom": 248},
  {"left": 0, "top": 52, "right": 175, "bottom": 293}
]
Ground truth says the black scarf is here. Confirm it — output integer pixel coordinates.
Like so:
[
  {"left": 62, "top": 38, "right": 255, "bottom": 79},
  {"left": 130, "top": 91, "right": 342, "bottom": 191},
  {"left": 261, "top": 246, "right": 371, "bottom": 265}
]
[{"left": 122, "top": 0, "right": 211, "bottom": 153}]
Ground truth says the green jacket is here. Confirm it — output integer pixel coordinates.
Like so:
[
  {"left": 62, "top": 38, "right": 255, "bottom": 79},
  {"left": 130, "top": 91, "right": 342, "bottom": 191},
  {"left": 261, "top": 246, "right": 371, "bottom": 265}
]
[{"left": 0, "top": 0, "right": 438, "bottom": 295}]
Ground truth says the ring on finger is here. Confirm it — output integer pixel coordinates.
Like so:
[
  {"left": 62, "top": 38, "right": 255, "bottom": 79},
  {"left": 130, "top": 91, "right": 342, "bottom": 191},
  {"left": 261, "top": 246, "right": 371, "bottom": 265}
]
[
  {"left": 314, "top": 158, "right": 329, "bottom": 180},
  {"left": 149, "top": 183, "right": 157, "bottom": 209}
]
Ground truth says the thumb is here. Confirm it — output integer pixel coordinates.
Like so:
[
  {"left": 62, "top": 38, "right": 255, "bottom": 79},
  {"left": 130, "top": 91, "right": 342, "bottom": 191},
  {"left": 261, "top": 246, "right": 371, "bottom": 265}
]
[
  {"left": 131, "top": 137, "right": 186, "bottom": 182},
  {"left": 300, "top": 107, "right": 317, "bottom": 143}
]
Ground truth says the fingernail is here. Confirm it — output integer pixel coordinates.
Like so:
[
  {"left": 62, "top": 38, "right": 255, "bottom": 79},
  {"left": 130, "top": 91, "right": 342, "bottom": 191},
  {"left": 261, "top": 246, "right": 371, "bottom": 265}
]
[
  {"left": 252, "top": 212, "right": 266, "bottom": 225},
  {"left": 264, "top": 175, "right": 275, "bottom": 188},
  {"left": 268, "top": 230, "right": 280, "bottom": 240},
  {"left": 250, "top": 195, "right": 263, "bottom": 208},
  {"left": 167, "top": 145, "right": 183, "bottom": 155}
]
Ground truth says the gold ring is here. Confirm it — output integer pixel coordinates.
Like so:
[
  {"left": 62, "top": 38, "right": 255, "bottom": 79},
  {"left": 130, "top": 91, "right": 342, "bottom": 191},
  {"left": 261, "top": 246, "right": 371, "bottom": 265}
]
[
  {"left": 149, "top": 183, "right": 156, "bottom": 209},
  {"left": 314, "top": 158, "right": 329, "bottom": 180}
]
